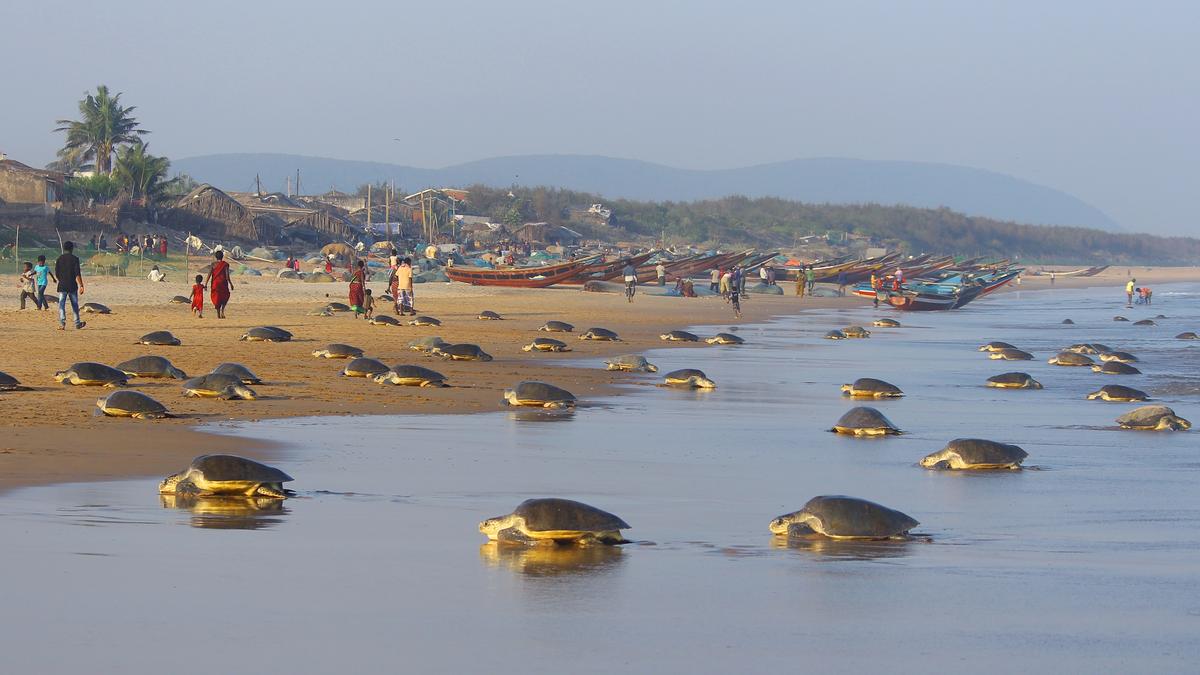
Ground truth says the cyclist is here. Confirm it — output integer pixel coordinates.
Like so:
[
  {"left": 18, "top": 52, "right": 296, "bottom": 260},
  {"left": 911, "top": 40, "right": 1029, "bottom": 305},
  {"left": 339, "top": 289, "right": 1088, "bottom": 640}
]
[{"left": 623, "top": 262, "right": 637, "bottom": 302}]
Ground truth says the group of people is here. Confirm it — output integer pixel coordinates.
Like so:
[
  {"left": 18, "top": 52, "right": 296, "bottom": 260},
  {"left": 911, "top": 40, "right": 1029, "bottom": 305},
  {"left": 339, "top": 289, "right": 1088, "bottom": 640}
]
[
  {"left": 183, "top": 250, "right": 234, "bottom": 320},
  {"left": 795, "top": 265, "right": 816, "bottom": 297},
  {"left": 15, "top": 242, "right": 86, "bottom": 329},
  {"left": 100, "top": 232, "right": 169, "bottom": 258},
  {"left": 1125, "top": 278, "right": 1152, "bottom": 306},
  {"left": 386, "top": 252, "right": 417, "bottom": 316}
]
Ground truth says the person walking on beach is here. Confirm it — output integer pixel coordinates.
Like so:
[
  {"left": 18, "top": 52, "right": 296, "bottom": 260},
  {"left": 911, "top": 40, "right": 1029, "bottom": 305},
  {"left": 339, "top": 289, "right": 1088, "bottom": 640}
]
[
  {"left": 730, "top": 266, "right": 742, "bottom": 301},
  {"left": 362, "top": 289, "right": 375, "bottom": 319},
  {"left": 805, "top": 265, "right": 816, "bottom": 295},
  {"left": 33, "top": 255, "right": 54, "bottom": 310},
  {"left": 759, "top": 265, "right": 769, "bottom": 286},
  {"left": 349, "top": 260, "right": 366, "bottom": 318},
  {"left": 623, "top": 262, "right": 637, "bottom": 302},
  {"left": 19, "top": 262, "right": 37, "bottom": 309},
  {"left": 655, "top": 262, "right": 666, "bottom": 286},
  {"left": 720, "top": 269, "right": 732, "bottom": 299},
  {"left": 730, "top": 279, "right": 742, "bottom": 318},
  {"left": 837, "top": 270, "right": 848, "bottom": 297},
  {"left": 205, "top": 250, "right": 233, "bottom": 319},
  {"left": 870, "top": 273, "right": 880, "bottom": 308},
  {"left": 710, "top": 267, "right": 720, "bottom": 293},
  {"left": 54, "top": 241, "right": 86, "bottom": 330},
  {"left": 1126, "top": 278, "right": 1135, "bottom": 307},
  {"left": 190, "top": 274, "right": 205, "bottom": 318},
  {"left": 397, "top": 258, "right": 415, "bottom": 315}
]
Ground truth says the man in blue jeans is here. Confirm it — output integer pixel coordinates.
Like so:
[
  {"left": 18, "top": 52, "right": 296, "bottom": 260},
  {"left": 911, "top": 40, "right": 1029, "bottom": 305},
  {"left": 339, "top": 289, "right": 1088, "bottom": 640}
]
[{"left": 54, "top": 241, "right": 86, "bottom": 330}]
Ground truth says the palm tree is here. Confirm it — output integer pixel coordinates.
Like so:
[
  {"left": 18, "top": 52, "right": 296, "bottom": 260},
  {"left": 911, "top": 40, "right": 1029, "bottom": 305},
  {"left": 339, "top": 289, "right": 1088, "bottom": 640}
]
[
  {"left": 54, "top": 85, "right": 147, "bottom": 174},
  {"left": 113, "top": 141, "right": 171, "bottom": 202}
]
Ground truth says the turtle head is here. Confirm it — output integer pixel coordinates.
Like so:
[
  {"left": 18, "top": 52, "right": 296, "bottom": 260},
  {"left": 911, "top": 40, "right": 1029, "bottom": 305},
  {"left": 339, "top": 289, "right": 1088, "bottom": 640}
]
[
  {"left": 693, "top": 376, "right": 717, "bottom": 390},
  {"left": 53, "top": 370, "right": 71, "bottom": 383},
  {"left": 521, "top": 344, "right": 534, "bottom": 352},
  {"left": 169, "top": 367, "right": 188, "bottom": 380},
  {"left": 373, "top": 372, "right": 394, "bottom": 385},
  {"left": 311, "top": 349, "right": 326, "bottom": 357},
  {"left": 769, "top": 511, "right": 802, "bottom": 535},
  {"left": 479, "top": 514, "right": 518, "bottom": 539},
  {"left": 919, "top": 453, "right": 952, "bottom": 469},
  {"left": 645, "top": 363, "right": 659, "bottom": 373},
  {"left": 840, "top": 383, "right": 853, "bottom": 394},
  {"left": 501, "top": 389, "right": 517, "bottom": 406},
  {"left": 224, "top": 385, "right": 258, "bottom": 400},
  {"left": 159, "top": 472, "right": 187, "bottom": 495}
]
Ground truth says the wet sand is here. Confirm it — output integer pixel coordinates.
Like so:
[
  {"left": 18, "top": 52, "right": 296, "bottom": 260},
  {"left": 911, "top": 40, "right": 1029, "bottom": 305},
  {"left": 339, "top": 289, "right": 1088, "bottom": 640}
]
[{"left": 1, "top": 264, "right": 1195, "bottom": 494}]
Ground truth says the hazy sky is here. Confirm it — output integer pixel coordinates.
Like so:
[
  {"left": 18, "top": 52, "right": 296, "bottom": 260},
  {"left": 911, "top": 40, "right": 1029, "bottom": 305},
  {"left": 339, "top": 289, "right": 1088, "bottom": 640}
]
[{"left": 3, "top": 1, "right": 1196, "bottom": 234}]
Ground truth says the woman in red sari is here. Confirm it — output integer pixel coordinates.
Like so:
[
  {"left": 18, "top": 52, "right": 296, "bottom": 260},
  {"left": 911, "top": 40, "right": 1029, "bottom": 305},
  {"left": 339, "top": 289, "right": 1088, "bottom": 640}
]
[
  {"left": 205, "top": 250, "right": 233, "bottom": 319},
  {"left": 349, "top": 260, "right": 366, "bottom": 317}
]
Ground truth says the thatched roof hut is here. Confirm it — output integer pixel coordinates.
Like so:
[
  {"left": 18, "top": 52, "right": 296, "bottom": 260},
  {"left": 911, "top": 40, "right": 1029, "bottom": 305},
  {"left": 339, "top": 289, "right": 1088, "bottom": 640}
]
[{"left": 163, "top": 184, "right": 279, "bottom": 242}]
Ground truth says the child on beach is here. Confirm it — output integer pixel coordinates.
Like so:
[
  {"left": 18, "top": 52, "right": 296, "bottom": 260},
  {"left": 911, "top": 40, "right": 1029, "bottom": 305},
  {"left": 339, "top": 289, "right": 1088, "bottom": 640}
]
[
  {"left": 190, "top": 274, "right": 205, "bottom": 318},
  {"left": 362, "top": 289, "right": 375, "bottom": 319},
  {"left": 18, "top": 262, "right": 36, "bottom": 309},
  {"left": 730, "top": 282, "right": 742, "bottom": 318},
  {"left": 33, "top": 255, "right": 54, "bottom": 310}
]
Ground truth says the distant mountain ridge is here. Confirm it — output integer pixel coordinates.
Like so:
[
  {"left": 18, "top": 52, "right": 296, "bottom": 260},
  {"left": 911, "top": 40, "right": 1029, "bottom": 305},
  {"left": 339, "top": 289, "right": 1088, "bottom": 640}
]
[{"left": 174, "top": 153, "right": 1121, "bottom": 232}]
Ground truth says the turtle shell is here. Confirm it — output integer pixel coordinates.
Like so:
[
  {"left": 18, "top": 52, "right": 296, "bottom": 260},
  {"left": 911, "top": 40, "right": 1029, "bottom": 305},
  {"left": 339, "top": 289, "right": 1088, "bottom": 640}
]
[
  {"left": 1048, "top": 352, "right": 1094, "bottom": 366},
  {"left": 313, "top": 343, "right": 364, "bottom": 359},
  {"left": 831, "top": 406, "right": 900, "bottom": 434},
  {"left": 371, "top": 315, "right": 402, "bottom": 326},
  {"left": 706, "top": 332, "right": 744, "bottom": 344},
  {"left": 379, "top": 365, "right": 447, "bottom": 385},
  {"left": 97, "top": 390, "right": 170, "bottom": 418},
  {"left": 872, "top": 318, "right": 901, "bottom": 327},
  {"left": 527, "top": 338, "right": 568, "bottom": 351},
  {"left": 1116, "top": 405, "right": 1190, "bottom": 430},
  {"left": 924, "top": 438, "right": 1027, "bottom": 469},
  {"left": 185, "top": 373, "right": 249, "bottom": 393},
  {"left": 241, "top": 326, "right": 291, "bottom": 342},
  {"left": 660, "top": 330, "right": 699, "bottom": 342},
  {"left": 56, "top": 362, "right": 128, "bottom": 386},
  {"left": 1176, "top": 332, "right": 1199, "bottom": 340},
  {"left": 986, "top": 372, "right": 1042, "bottom": 388},
  {"left": 343, "top": 357, "right": 390, "bottom": 377},
  {"left": 824, "top": 330, "right": 847, "bottom": 340},
  {"left": 509, "top": 381, "right": 576, "bottom": 404},
  {"left": 843, "top": 377, "right": 903, "bottom": 397},
  {"left": 211, "top": 363, "right": 262, "bottom": 384},
  {"left": 780, "top": 496, "right": 917, "bottom": 539},
  {"left": 605, "top": 354, "right": 657, "bottom": 372},
  {"left": 538, "top": 321, "right": 574, "bottom": 333},
  {"left": 990, "top": 348, "right": 1033, "bottom": 361},
  {"left": 82, "top": 302, "right": 112, "bottom": 314},
  {"left": 664, "top": 368, "right": 708, "bottom": 381},
  {"left": 137, "top": 330, "right": 181, "bottom": 346},
  {"left": 409, "top": 336, "right": 449, "bottom": 352},
  {"left": 0, "top": 371, "right": 23, "bottom": 390},
  {"left": 842, "top": 326, "right": 871, "bottom": 338},
  {"left": 1092, "top": 362, "right": 1141, "bottom": 375},
  {"left": 1113, "top": 316, "right": 1129, "bottom": 321},
  {"left": 115, "top": 355, "right": 187, "bottom": 379},
  {"left": 580, "top": 327, "right": 619, "bottom": 341},
  {"left": 1132, "top": 319, "right": 1155, "bottom": 326},
  {"left": 979, "top": 341, "right": 1017, "bottom": 352},
  {"left": 1099, "top": 351, "right": 1138, "bottom": 363},
  {"left": 478, "top": 311, "right": 503, "bottom": 320},
  {"left": 325, "top": 302, "right": 351, "bottom": 312},
  {"left": 512, "top": 498, "right": 629, "bottom": 532},
  {"left": 408, "top": 316, "right": 442, "bottom": 326},
  {"left": 1088, "top": 385, "right": 1148, "bottom": 401},
  {"left": 188, "top": 454, "right": 293, "bottom": 483},
  {"left": 170, "top": 295, "right": 189, "bottom": 304},
  {"left": 437, "top": 344, "right": 492, "bottom": 361}
]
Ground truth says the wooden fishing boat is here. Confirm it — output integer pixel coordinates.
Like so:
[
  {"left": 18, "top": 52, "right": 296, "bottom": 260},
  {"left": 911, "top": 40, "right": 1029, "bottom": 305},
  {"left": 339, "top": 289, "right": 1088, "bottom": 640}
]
[
  {"left": 561, "top": 250, "right": 658, "bottom": 284},
  {"left": 445, "top": 256, "right": 599, "bottom": 288}
]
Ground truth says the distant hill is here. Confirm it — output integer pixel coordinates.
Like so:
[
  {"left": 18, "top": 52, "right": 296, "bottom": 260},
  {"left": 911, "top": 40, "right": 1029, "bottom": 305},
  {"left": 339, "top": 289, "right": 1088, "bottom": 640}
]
[{"left": 174, "top": 153, "right": 1122, "bottom": 232}]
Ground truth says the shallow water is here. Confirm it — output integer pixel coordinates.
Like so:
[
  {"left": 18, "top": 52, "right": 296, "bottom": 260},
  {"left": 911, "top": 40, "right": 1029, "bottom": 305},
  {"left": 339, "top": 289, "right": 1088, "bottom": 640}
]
[{"left": 3, "top": 284, "right": 1198, "bottom": 673}]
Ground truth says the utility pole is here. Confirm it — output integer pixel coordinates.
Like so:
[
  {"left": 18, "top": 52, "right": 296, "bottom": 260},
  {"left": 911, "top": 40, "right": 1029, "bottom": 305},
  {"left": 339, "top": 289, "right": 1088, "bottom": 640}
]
[
  {"left": 296, "top": 169, "right": 301, "bottom": 197},
  {"left": 256, "top": 174, "right": 262, "bottom": 196},
  {"left": 286, "top": 176, "right": 291, "bottom": 197},
  {"left": 384, "top": 182, "right": 391, "bottom": 243},
  {"left": 367, "top": 184, "right": 372, "bottom": 234}
]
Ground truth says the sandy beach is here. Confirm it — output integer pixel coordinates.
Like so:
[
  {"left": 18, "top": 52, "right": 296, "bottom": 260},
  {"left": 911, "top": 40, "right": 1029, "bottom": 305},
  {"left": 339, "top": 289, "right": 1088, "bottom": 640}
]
[{"left": 1, "top": 263, "right": 1195, "bottom": 494}]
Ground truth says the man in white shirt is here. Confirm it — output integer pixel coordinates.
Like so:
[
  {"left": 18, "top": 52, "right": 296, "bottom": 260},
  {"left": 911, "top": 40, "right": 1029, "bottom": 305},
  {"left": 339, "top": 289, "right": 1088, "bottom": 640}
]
[{"left": 147, "top": 265, "right": 166, "bottom": 282}]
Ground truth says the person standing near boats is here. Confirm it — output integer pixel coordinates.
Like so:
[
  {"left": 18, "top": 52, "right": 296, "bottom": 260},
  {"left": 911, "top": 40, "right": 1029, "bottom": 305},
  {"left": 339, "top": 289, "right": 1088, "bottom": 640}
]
[
  {"left": 655, "top": 262, "right": 666, "bottom": 286},
  {"left": 710, "top": 268, "right": 720, "bottom": 293},
  {"left": 805, "top": 265, "right": 815, "bottom": 295},
  {"left": 349, "top": 260, "right": 367, "bottom": 318}
]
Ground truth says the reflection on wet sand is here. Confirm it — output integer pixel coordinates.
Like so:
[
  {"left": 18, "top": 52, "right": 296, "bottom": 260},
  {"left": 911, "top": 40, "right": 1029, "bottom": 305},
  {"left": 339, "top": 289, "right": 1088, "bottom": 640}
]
[
  {"left": 506, "top": 409, "right": 577, "bottom": 423},
  {"left": 769, "top": 534, "right": 916, "bottom": 561},
  {"left": 479, "top": 541, "right": 625, "bottom": 576},
  {"left": 160, "top": 494, "right": 290, "bottom": 530}
]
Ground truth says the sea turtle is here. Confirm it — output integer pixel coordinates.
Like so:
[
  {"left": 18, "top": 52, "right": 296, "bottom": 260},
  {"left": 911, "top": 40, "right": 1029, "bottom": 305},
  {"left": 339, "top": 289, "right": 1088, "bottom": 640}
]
[
  {"left": 1061, "top": 319, "right": 1075, "bottom": 325},
  {"left": 990, "top": 348, "right": 1034, "bottom": 361},
  {"left": 278, "top": 269, "right": 302, "bottom": 280},
  {"left": 1098, "top": 351, "right": 1139, "bottom": 363},
  {"left": 343, "top": 357, "right": 390, "bottom": 378},
  {"left": 824, "top": 330, "right": 848, "bottom": 340},
  {"left": 182, "top": 373, "right": 258, "bottom": 400},
  {"left": 660, "top": 330, "right": 700, "bottom": 342},
  {"left": 1065, "top": 343, "right": 1102, "bottom": 355},
  {"left": 211, "top": 363, "right": 262, "bottom": 384},
  {"left": 1155, "top": 314, "right": 1167, "bottom": 319},
  {"left": 604, "top": 354, "right": 659, "bottom": 372},
  {"left": 986, "top": 372, "right": 1043, "bottom": 389},
  {"left": 1116, "top": 405, "right": 1191, "bottom": 431},
  {"left": 478, "top": 310, "right": 503, "bottom": 320},
  {"left": 1175, "top": 332, "right": 1199, "bottom": 340},
  {"left": 54, "top": 362, "right": 128, "bottom": 387},
  {"left": 170, "top": 295, "right": 189, "bottom": 304},
  {"left": 115, "top": 355, "right": 187, "bottom": 379},
  {"left": 769, "top": 496, "right": 918, "bottom": 540},
  {"left": 830, "top": 406, "right": 901, "bottom": 436},
  {"left": 408, "top": 336, "right": 449, "bottom": 353},
  {"left": 0, "top": 371, "right": 28, "bottom": 391},
  {"left": 920, "top": 438, "right": 1028, "bottom": 470},
  {"left": 538, "top": 321, "right": 575, "bottom": 333},
  {"left": 1048, "top": 352, "right": 1094, "bottom": 366},
  {"left": 159, "top": 455, "right": 293, "bottom": 499},
  {"left": 1133, "top": 319, "right": 1156, "bottom": 326},
  {"left": 408, "top": 316, "right": 442, "bottom": 327},
  {"left": 1113, "top": 316, "right": 1129, "bottom": 322},
  {"left": 705, "top": 333, "right": 745, "bottom": 345},
  {"left": 579, "top": 327, "right": 620, "bottom": 341},
  {"left": 370, "top": 315, "right": 402, "bottom": 326},
  {"left": 523, "top": 337, "right": 571, "bottom": 352},
  {"left": 373, "top": 365, "right": 448, "bottom": 387},
  {"left": 312, "top": 343, "right": 364, "bottom": 359},
  {"left": 306, "top": 272, "right": 336, "bottom": 283},
  {"left": 82, "top": 302, "right": 112, "bottom": 314},
  {"left": 379, "top": 294, "right": 394, "bottom": 302},
  {"left": 840, "top": 378, "right": 904, "bottom": 398},
  {"left": 503, "top": 381, "right": 577, "bottom": 409},
  {"left": 1092, "top": 362, "right": 1141, "bottom": 375},
  {"left": 433, "top": 344, "right": 493, "bottom": 361},
  {"left": 872, "top": 318, "right": 901, "bottom": 327},
  {"left": 325, "top": 302, "right": 351, "bottom": 312},
  {"left": 136, "top": 330, "right": 181, "bottom": 346},
  {"left": 842, "top": 325, "right": 871, "bottom": 338},
  {"left": 662, "top": 369, "right": 717, "bottom": 389},
  {"left": 979, "top": 341, "right": 1017, "bottom": 352},
  {"left": 240, "top": 326, "right": 291, "bottom": 342},
  {"left": 1087, "top": 384, "right": 1149, "bottom": 402},
  {"left": 479, "top": 498, "right": 629, "bottom": 545},
  {"left": 306, "top": 307, "right": 333, "bottom": 317},
  {"left": 96, "top": 390, "right": 172, "bottom": 419}
]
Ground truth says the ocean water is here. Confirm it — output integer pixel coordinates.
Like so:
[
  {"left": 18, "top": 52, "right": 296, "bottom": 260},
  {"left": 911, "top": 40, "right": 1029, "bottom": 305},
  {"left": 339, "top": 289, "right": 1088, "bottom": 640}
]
[{"left": 2, "top": 284, "right": 1198, "bottom": 673}]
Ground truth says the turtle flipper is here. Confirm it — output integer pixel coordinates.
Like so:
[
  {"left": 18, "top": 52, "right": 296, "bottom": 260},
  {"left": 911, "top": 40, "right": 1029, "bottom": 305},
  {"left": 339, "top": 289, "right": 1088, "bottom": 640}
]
[
  {"left": 253, "top": 484, "right": 289, "bottom": 499},
  {"left": 496, "top": 527, "right": 535, "bottom": 545}
]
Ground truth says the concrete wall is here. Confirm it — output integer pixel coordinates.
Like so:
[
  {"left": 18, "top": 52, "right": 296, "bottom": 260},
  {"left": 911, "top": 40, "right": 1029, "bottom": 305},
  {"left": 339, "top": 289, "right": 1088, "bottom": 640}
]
[{"left": 0, "top": 169, "right": 50, "bottom": 204}]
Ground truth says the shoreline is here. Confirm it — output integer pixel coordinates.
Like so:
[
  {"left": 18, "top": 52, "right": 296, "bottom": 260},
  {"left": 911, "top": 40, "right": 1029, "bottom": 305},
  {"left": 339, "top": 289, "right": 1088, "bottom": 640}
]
[{"left": 1, "top": 265, "right": 1195, "bottom": 496}]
